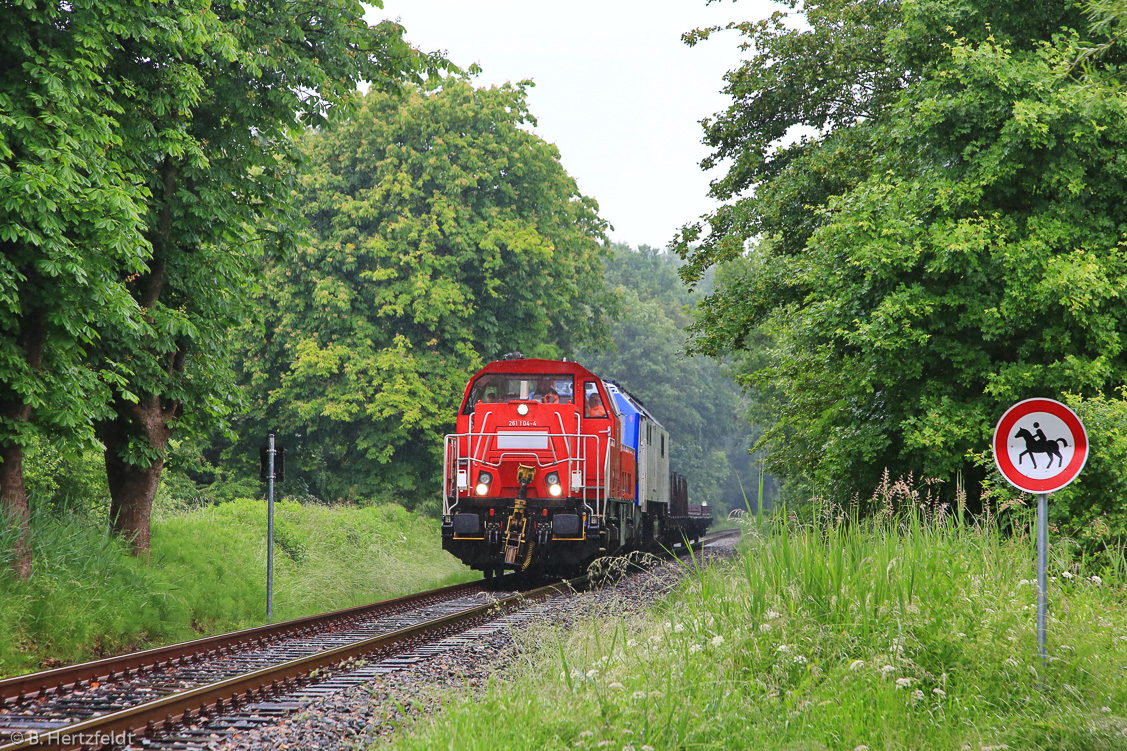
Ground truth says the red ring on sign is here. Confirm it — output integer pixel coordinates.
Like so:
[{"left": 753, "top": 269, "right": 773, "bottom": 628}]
[{"left": 993, "top": 398, "right": 1088, "bottom": 494}]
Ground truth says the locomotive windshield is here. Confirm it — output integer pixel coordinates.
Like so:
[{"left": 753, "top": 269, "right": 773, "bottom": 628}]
[{"left": 463, "top": 373, "right": 575, "bottom": 413}]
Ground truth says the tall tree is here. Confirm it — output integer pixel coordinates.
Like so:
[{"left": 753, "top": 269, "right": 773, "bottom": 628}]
[
  {"left": 0, "top": 2, "right": 178, "bottom": 576},
  {"left": 239, "top": 80, "right": 614, "bottom": 506},
  {"left": 676, "top": 1, "right": 1127, "bottom": 504},
  {"left": 91, "top": 0, "right": 441, "bottom": 553}
]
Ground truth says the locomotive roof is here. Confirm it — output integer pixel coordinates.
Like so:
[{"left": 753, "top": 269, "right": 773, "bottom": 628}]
[
  {"left": 469, "top": 359, "right": 662, "bottom": 427},
  {"left": 472, "top": 358, "right": 601, "bottom": 380}
]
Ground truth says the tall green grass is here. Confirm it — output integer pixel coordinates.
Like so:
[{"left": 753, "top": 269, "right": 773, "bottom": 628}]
[
  {"left": 0, "top": 499, "right": 473, "bottom": 677},
  {"left": 393, "top": 507, "right": 1127, "bottom": 750}
]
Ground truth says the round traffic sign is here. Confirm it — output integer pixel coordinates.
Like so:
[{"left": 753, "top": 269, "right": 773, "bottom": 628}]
[{"left": 993, "top": 398, "right": 1088, "bottom": 494}]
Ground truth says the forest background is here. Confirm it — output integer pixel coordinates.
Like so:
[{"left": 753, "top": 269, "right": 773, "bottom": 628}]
[
  {"left": 7, "top": 0, "right": 1127, "bottom": 585},
  {"left": 0, "top": 0, "right": 759, "bottom": 586}
]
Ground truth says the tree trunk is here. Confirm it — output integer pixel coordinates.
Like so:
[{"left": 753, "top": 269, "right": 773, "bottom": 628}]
[
  {"left": 0, "top": 306, "right": 45, "bottom": 579},
  {"left": 100, "top": 155, "right": 179, "bottom": 557},
  {"left": 101, "top": 396, "right": 172, "bottom": 557},
  {"left": 0, "top": 441, "right": 32, "bottom": 579}
]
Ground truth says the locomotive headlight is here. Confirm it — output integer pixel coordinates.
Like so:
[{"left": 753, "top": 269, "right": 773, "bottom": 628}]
[
  {"left": 475, "top": 471, "right": 493, "bottom": 496},
  {"left": 517, "top": 403, "right": 529, "bottom": 416},
  {"left": 546, "top": 472, "right": 562, "bottom": 497},
  {"left": 548, "top": 483, "right": 563, "bottom": 497}
]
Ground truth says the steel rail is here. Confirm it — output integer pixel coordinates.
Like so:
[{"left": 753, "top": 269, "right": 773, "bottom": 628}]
[
  {"left": 0, "top": 578, "right": 582, "bottom": 751},
  {"left": 0, "top": 578, "right": 489, "bottom": 704},
  {"left": 1, "top": 527, "right": 736, "bottom": 750},
  {"left": 2, "top": 527, "right": 736, "bottom": 707}
]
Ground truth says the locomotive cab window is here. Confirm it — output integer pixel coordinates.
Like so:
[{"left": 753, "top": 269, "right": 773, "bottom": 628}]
[
  {"left": 463, "top": 374, "right": 575, "bottom": 413},
  {"left": 583, "top": 381, "right": 608, "bottom": 419}
]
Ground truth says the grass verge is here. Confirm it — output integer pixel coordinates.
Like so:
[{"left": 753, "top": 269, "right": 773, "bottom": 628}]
[
  {"left": 390, "top": 511, "right": 1127, "bottom": 750},
  {"left": 0, "top": 499, "right": 474, "bottom": 677}
]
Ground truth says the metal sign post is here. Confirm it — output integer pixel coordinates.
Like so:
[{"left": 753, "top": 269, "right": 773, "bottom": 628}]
[
  {"left": 993, "top": 398, "right": 1088, "bottom": 671},
  {"left": 267, "top": 434, "right": 275, "bottom": 624},
  {"left": 1036, "top": 492, "right": 1048, "bottom": 665}
]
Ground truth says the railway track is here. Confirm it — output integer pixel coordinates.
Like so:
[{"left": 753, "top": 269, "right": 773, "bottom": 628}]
[{"left": 0, "top": 529, "right": 738, "bottom": 751}]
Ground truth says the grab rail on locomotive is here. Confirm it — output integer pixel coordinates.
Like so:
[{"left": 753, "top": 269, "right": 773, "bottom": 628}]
[{"left": 443, "top": 430, "right": 608, "bottom": 520}]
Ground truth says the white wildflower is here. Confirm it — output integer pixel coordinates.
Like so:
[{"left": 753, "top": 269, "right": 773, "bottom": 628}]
[
  {"left": 759, "top": 623, "right": 772, "bottom": 632},
  {"left": 766, "top": 609, "right": 782, "bottom": 620},
  {"left": 895, "top": 677, "right": 913, "bottom": 689},
  {"left": 880, "top": 665, "right": 896, "bottom": 675},
  {"left": 631, "top": 691, "right": 647, "bottom": 701},
  {"left": 777, "top": 644, "right": 791, "bottom": 653},
  {"left": 1018, "top": 579, "right": 1031, "bottom": 587},
  {"left": 689, "top": 644, "right": 703, "bottom": 654},
  {"left": 849, "top": 659, "right": 865, "bottom": 672},
  {"left": 793, "top": 655, "right": 808, "bottom": 664},
  {"left": 911, "top": 688, "right": 925, "bottom": 703},
  {"left": 854, "top": 746, "right": 870, "bottom": 751},
  {"left": 1062, "top": 570, "right": 1074, "bottom": 579},
  {"left": 933, "top": 688, "right": 946, "bottom": 698},
  {"left": 627, "top": 639, "right": 637, "bottom": 647},
  {"left": 586, "top": 669, "right": 599, "bottom": 679},
  {"left": 711, "top": 635, "right": 725, "bottom": 647},
  {"left": 1102, "top": 706, "right": 1112, "bottom": 713},
  {"left": 1090, "top": 575, "right": 1104, "bottom": 585},
  {"left": 673, "top": 623, "right": 685, "bottom": 634},
  {"left": 580, "top": 731, "right": 594, "bottom": 738},
  {"left": 642, "top": 746, "right": 655, "bottom": 751},
  {"left": 608, "top": 682, "right": 625, "bottom": 691}
]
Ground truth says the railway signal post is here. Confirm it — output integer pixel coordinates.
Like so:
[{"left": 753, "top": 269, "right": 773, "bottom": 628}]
[
  {"left": 993, "top": 398, "right": 1088, "bottom": 668},
  {"left": 260, "top": 436, "right": 286, "bottom": 624}
]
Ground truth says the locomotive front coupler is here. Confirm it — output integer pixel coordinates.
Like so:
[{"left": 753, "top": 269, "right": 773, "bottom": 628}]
[{"left": 503, "top": 464, "right": 536, "bottom": 567}]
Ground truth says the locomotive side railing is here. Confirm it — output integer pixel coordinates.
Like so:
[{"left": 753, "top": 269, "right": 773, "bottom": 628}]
[{"left": 442, "top": 427, "right": 607, "bottom": 520}]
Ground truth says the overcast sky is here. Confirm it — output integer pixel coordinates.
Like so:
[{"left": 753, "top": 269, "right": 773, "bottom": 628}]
[{"left": 368, "top": 1, "right": 783, "bottom": 250}]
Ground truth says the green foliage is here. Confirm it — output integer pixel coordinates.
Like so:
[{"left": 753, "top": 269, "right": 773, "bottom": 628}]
[
  {"left": 92, "top": 0, "right": 449, "bottom": 461},
  {"left": 398, "top": 511, "right": 1127, "bottom": 750},
  {"left": 239, "top": 80, "right": 614, "bottom": 506},
  {"left": 22, "top": 437, "right": 109, "bottom": 519},
  {"left": 0, "top": 499, "right": 472, "bottom": 676},
  {"left": 580, "top": 244, "right": 760, "bottom": 513},
  {"left": 677, "top": 0, "right": 1127, "bottom": 505},
  {"left": 0, "top": 1, "right": 154, "bottom": 475}
]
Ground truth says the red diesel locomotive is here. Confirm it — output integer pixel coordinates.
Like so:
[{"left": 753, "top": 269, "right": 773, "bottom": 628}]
[{"left": 441, "top": 355, "right": 711, "bottom": 576}]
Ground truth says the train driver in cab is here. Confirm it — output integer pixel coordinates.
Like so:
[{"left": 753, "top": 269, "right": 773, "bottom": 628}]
[
  {"left": 532, "top": 377, "right": 561, "bottom": 403},
  {"left": 586, "top": 393, "right": 608, "bottom": 418}
]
